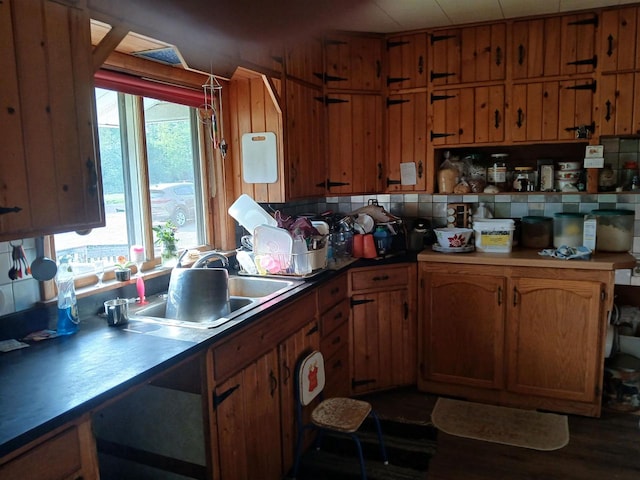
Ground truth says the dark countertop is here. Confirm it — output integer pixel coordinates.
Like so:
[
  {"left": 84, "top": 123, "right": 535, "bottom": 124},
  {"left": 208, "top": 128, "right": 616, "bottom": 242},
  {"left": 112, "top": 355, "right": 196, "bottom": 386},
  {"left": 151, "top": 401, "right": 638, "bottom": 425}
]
[
  {"left": 0, "top": 251, "right": 417, "bottom": 458},
  {"left": 0, "top": 268, "right": 329, "bottom": 458}
]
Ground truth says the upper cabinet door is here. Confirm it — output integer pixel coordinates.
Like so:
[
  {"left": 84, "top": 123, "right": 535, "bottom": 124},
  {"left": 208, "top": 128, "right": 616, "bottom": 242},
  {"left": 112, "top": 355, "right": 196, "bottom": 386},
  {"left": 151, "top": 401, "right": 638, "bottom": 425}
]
[
  {"left": 325, "top": 93, "right": 382, "bottom": 195},
  {"left": 430, "top": 23, "right": 505, "bottom": 86},
  {"left": 429, "top": 85, "right": 504, "bottom": 146},
  {"left": 386, "top": 92, "right": 428, "bottom": 192},
  {"left": 512, "top": 13, "right": 597, "bottom": 79},
  {"left": 0, "top": 0, "right": 103, "bottom": 240},
  {"left": 284, "top": 79, "right": 326, "bottom": 199},
  {"left": 285, "top": 37, "right": 323, "bottom": 86},
  {"left": 386, "top": 32, "right": 428, "bottom": 90},
  {"left": 600, "top": 7, "right": 639, "bottom": 73},
  {"left": 324, "top": 33, "right": 383, "bottom": 91}
]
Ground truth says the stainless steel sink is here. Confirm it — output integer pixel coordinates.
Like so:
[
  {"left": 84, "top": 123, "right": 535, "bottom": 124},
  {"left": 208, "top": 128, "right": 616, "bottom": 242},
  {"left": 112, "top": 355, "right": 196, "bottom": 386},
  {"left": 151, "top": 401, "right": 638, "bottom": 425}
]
[
  {"left": 130, "top": 296, "right": 259, "bottom": 329},
  {"left": 228, "top": 276, "right": 302, "bottom": 298},
  {"left": 129, "top": 275, "right": 303, "bottom": 329}
]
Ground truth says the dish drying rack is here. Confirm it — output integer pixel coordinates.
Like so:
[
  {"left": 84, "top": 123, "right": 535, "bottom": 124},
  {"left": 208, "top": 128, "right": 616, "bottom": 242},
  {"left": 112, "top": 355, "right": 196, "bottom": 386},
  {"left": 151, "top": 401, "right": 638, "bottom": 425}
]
[{"left": 238, "top": 221, "right": 329, "bottom": 278}]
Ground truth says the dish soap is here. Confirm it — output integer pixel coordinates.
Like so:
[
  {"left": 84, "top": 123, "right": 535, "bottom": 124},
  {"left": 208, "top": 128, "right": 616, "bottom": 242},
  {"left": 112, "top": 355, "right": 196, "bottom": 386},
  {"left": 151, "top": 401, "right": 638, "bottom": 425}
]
[{"left": 56, "top": 258, "right": 79, "bottom": 335}]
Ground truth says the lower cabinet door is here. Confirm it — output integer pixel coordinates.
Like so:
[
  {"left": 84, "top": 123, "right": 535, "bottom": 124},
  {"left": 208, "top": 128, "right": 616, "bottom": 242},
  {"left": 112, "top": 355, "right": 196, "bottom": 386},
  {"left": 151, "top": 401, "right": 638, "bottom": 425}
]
[
  {"left": 215, "top": 349, "right": 282, "bottom": 480},
  {"left": 421, "top": 270, "right": 506, "bottom": 389},
  {"left": 506, "top": 277, "right": 603, "bottom": 402}
]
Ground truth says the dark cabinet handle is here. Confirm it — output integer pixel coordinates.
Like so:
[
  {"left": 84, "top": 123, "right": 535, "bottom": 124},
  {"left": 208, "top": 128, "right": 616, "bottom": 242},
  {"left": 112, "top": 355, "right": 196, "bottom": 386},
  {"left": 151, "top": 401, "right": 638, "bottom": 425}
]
[
  {"left": 376, "top": 60, "right": 381, "bottom": 78},
  {"left": 495, "top": 46, "right": 502, "bottom": 66},
  {"left": 497, "top": 286, "right": 502, "bottom": 306},
  {"left": 494, "top": 109, "right": 501, "bottom": 129},
  {"left": 213, "top": 384, "right": 240, "bottom": 408},
  {"left": 330, "top": 287, "right": 340, "bottom": 294},
  {"left": 0, "top": 206, "right": 22, "bottom": 215},
  {"left": 516, "top": 108, "right": 523, "bottom": 128},
  {"left": 518, "top": 44, "right": 525, "bottom": 66},
  {"left": 269, "top": 369, "right": 277, "bottom": 397},
  {"left": 333, "top": 312, "right": 343, "bottom": 320},
  {"left": 605, "top": 100, "right": 612, "bottom": 122},
  {"left": 332, "top": 335, "right": 341, "bottom": 345},
  {"left": 372, "top": 274, "right": 390, "bottom": 281},
  {"left": 418, "top": 161, "right": 423, "bottom": 178},
  {"left": 418, "top": 55, "right": 424, "bottom": 74},
  {"left": 377, "top": 162, "right": 382, "bottom": 180},
  {"left": 307, "top": 323, "right": 318, "bottom": 336},
  {"left": 513, "top": 287, "right": 518, "bottom": 307},
  {"left": 282, "top": 363, "right": 291, "bottom": 385},
  {"left": 607, "top": 34, "right": 614, "bottom": 57},
  {"left": 403, "top": 301, "right": 409, "bottom": 320}
]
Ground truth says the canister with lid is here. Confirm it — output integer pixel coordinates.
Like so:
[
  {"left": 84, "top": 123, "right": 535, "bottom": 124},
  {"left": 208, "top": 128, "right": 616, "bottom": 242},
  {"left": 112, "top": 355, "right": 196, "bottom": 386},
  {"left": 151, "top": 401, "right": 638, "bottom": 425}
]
[
  {"left": 521, "top": 216, "right": 553, "bottom": 248},
  {"left": 513, "top": 167, "right": 536, "bottom": 192},
  {"left": 553, "top": 212, "right": 584, "bottom": 248},
  {"left": 488, "top": 154, "right": 508, "bottom": 191},
  {"left": 590, "top": 209, "right": 634, "bottom": 252}
]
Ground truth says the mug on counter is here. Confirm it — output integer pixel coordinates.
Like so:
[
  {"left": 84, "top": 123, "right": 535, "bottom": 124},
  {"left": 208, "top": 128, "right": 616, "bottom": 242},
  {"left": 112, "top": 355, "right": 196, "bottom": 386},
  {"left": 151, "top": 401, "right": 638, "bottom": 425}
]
[{"left": 104, "top": 298, "right": 129, "bottom": 326}]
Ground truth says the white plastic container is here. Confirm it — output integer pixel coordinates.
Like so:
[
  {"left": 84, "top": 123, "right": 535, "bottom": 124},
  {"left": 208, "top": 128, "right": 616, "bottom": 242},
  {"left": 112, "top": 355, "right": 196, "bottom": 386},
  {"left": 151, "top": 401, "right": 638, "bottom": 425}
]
[
  {"left": 473, "top": 219, "right": 516, "bottom": 253},
  {"left": 228, "top": 194, "right": 277, "bottom": 233}
]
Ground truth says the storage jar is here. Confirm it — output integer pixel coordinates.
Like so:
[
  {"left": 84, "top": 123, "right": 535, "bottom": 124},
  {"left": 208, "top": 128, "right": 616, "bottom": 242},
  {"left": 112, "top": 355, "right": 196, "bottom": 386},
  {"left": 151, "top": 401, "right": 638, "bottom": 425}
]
[
  {"left": 473, "top": 219, "right": 515, "bottom": 253},
  {"left": 521, "top": 216, "right": 552, "bottom": 249},
  {"left": 553, "top": 213, "right": 584, "bottom": 248},
  {"left": 591, "top": 209, "right": 634, "bottom": 252}
]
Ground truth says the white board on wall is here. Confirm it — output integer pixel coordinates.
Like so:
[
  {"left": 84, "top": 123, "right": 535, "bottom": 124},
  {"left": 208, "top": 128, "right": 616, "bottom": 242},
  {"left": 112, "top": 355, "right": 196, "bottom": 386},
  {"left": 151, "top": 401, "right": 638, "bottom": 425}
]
[{"left": 241, "top": 132, "right": 278, "bottom": 183}]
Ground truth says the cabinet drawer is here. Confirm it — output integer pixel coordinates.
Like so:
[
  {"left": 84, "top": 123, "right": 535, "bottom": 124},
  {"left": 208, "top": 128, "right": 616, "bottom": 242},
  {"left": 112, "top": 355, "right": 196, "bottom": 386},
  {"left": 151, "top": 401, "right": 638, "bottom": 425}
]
[
  {"left": 320, "top": 320, "right": 349, "bottom": 360},
  {"left": 324, "top": 344, "right": 350, "bottom": 398},
  {"left": 320, "top": 298, "right": 349, "bottom": 336},
  {"left": 350, "top": 265, "right": 410, "bottom": 292},
  {"left": 214, "top": 292, "right": 316, "bottom": 381},
  {"left": 0, "top": 426, "right": 81, "bottom": 479},
  {"left": 318, "top": 273, "right": 348, "bottom": 313}
]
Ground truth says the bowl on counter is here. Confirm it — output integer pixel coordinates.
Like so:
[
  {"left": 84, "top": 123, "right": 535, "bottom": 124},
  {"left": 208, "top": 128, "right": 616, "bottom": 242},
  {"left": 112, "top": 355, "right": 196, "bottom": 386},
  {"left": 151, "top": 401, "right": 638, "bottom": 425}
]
[{"left": 434, "top": 227, "right": 473, "bottom": 248}]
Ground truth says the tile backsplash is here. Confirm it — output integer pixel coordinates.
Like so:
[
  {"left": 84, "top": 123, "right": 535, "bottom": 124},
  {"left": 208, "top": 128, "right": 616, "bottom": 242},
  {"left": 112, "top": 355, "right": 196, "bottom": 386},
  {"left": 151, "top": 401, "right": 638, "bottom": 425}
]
[{"left": 0, "top": 238, "right": 40, "bottom": 316}]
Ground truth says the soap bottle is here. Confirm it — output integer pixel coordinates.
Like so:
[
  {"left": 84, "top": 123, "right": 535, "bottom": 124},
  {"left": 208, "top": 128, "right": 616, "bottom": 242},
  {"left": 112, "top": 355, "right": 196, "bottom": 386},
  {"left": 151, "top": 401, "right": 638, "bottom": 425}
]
[{"left": 56, "top": 258, "right": 79, "bottom": 335}]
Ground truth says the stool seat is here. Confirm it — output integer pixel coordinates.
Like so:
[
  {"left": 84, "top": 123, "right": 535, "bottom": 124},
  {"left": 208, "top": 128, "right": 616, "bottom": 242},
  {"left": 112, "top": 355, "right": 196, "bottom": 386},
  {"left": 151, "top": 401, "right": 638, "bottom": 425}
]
[{"left": 312, "top": 397, "right": 372, "bottom": 433}]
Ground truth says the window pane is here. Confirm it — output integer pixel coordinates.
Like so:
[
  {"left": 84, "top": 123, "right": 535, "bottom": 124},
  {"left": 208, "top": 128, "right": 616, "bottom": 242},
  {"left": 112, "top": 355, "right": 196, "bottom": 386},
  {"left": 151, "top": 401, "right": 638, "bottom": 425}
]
[
  {"left": 144, "top": 98, "right": 201, "bottom": 250},
  {"left": 54, "top": 88, "right": 130, "bottom": 271}
]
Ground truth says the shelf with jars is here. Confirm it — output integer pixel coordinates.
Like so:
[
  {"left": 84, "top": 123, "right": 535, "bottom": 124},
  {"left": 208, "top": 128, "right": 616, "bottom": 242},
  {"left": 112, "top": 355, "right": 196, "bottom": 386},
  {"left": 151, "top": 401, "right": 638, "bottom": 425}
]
[{"left": 432, "top": 143, "right": 613, "bottom": 195}]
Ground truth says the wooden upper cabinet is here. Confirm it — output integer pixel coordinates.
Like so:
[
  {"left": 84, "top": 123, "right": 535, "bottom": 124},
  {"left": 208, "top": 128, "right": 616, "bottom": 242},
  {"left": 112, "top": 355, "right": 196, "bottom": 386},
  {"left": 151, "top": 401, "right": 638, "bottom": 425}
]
[
  {"left": 285, "top": 79, "right": 326, "bottom": 199},
  {"left": 600, "top": 7, "right": 639, "bottom": 73},
  {"left": 285, "top": 37, "right": 323, "bottom": 85},
  {"left": 325, "top": 93, "right": 382, "bottom": 195},
  {"left": 511, "top": 78, "right": 596, "bottom": 142},
  {"left": 324, "top": 33, "right": 383, "bottom": 91},
  {"left": 0, "top": 0, "right": 103, "bottom": 240},
  {"left": 386, "top": 32, "right": 428, "bottom": 90},
  {"left": 512, "top": 13, "right": 597, "bottom": 79},
  {"left": 429, "top": 85, "right": 505, "bottom": 146},
  {"left": 598, "top": 73, "right": 640, "bottom": 136},
  {"left": 386, "top": 92, "right": 427, "bottom": 192},
  {"left": 430, "top": 23, "right": 505, "bottom": 86}
]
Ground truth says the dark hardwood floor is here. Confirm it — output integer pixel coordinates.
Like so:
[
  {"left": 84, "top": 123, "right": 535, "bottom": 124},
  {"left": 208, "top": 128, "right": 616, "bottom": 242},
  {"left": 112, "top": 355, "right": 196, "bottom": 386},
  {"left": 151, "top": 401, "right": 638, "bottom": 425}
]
[{"left": 360, "top": 388, "right": 640, "bottom": 480}]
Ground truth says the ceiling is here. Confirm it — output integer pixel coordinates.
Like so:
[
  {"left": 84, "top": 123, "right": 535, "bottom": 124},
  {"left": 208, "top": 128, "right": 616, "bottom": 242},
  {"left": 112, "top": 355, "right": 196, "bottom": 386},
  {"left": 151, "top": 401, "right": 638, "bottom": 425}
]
[
  {"left": 330, "top": 0, "right": 638, "bottom": 33},
  {"left": 89, "top": 0, "right": 639, "bottom": 77}
]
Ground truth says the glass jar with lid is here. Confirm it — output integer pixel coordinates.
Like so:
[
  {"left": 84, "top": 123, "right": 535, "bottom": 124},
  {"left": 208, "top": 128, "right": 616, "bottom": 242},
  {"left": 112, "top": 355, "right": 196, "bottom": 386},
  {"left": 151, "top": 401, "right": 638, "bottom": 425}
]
[
  {"left": 553, "top": 212, "right": 584, "bottom": 248},
  {"left": 512, "top": 166, "right": 536, "bottom": 192},
  {"left": 487, "top": 154, "right": 508, "bottom": 191},
  {"left": 521, "top": 216, "right": 553, "bottom": 248}
]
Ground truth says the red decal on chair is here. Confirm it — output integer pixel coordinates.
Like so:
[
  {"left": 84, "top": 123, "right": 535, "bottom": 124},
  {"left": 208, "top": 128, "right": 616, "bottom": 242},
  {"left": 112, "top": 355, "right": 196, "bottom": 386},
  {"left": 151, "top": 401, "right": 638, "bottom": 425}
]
[{"left": 308, "top": 362, "right": 318, "bottom": 392}]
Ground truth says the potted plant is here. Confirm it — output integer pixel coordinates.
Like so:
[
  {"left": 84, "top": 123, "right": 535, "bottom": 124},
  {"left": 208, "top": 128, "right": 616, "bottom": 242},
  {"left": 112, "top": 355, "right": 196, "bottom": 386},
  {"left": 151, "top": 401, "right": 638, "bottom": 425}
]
[
  {"left": 153, "top": 221, "right": 179, "bottom": 267},
  {"left": 114, "top": 255, "right": 134, "bottom": 281}
]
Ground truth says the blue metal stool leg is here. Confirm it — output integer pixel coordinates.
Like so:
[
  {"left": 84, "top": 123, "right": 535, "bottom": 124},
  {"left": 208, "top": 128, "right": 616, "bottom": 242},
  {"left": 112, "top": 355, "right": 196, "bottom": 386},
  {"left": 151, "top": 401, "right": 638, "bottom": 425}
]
[
  {"left": 370, "top": 411, "right": 389, "bottom": 465},
  {"left": 350, "top": 434, "right": 367, "bottom": 480}
]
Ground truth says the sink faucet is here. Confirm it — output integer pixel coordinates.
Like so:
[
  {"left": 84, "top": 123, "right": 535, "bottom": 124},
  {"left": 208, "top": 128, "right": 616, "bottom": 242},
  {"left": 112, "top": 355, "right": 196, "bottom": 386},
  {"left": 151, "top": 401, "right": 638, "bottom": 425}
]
[{"left": 191, "top": 251, "right": 230, "bottom": 269}]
